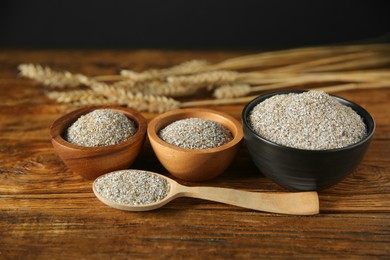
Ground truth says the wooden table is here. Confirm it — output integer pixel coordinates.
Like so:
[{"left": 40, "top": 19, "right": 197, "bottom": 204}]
[{"left": 0, "top": 49, "right": 389, "bottom": 259}]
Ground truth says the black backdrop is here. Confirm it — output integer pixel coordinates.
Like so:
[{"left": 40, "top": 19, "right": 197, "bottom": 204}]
[{"left": 0, "top": 0, "right": 389, "bottom": 49}]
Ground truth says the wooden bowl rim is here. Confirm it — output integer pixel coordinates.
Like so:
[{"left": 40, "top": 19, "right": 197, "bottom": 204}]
[
  {"left": 50, "top": 106, "right": 147, "bottom": 152},
  {"left": 147, "top": 108, "right": 244, "bottom": 154}
]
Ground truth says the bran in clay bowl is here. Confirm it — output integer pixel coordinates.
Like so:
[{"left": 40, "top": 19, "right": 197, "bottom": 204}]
[
  {"left": 148, "top": 108, "right": 244, "bottom": 182},
  {"left": 242, "top": 90, "right": 375, "bottom": 191},
  {"left": 50, "top": 106, "right": 147, "bottom": 180}
]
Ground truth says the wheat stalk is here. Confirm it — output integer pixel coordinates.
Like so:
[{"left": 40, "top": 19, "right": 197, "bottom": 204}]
[
  {"left": 241, "top": 70, "right": 390, "bottom": 85},
  {"left": 214, "top": 70, "right": 390, "bottom": 99},
  {"left": 315, "top": 81, "right": 390, "bottom": 93},
  {"left": 258, "top": 52, "right": 377, "bottom": 73},
  {"left": 304, "top": 56, "right": 390, "bottom": 72},
  {"left": 210, "top": 44, "right": 390, "bottom": 71}
]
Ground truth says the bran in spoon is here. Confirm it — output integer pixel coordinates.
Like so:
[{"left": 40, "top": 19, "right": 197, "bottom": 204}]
[{"left": 94, "top": 170, "right": 170, "bottom": 205}]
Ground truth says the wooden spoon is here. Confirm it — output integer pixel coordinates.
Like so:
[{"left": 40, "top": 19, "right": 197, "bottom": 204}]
[{"left": 92, "top": 170, "right": 319, "bottom": 215}]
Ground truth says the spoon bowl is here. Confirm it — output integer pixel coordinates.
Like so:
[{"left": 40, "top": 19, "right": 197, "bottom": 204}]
[{"left": 92, "top": 170, "right": 319, "bottom": 215}]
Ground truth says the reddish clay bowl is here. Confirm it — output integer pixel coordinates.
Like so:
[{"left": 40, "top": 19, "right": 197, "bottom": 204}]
[
  {"left": 50, "top": 106, "right": 147, "bottom": 180},
  {"left": 147, "top": 108, "right": 244, "bottom": 182}
]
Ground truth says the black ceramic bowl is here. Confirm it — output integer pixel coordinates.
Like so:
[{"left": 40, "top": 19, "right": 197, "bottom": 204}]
[{"left": 242, "top": 90, "right": 375, "bottom": 191}]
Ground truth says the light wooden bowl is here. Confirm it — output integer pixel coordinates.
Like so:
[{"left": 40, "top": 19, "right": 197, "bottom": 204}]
[
  {"left": 147, "top": 108, "right": 244, "bottom": 181},
  {"left": 50, "top": 106, "right": 147, "bottom": 180}
]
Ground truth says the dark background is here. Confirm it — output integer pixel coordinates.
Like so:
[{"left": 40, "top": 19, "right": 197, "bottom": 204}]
[{"left": 0, "top": 0, "right": 389, "bottom": 49}]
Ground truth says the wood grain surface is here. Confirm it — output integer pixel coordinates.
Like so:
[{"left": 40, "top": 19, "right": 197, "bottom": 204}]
[{"left": 0, "top": 49, "right": 389, "bottom": 259}]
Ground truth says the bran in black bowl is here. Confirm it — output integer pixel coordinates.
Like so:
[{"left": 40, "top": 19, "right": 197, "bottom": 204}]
[{"left": 242, "top": 90, "right": 375, "bottom": 191}]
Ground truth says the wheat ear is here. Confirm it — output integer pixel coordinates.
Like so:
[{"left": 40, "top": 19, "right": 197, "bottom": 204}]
[
  {"left": 120, "top": 59, "right": 210, "bottom": 82},
  {"left": 78, "top": 78, "right": 181, "bottom": 112},
  {"left": 46, "top": 90, "right": 112, "bottom": 105},
  {"left": 213, "top": 84, "right": 252, "bottom": 99},
  {"left": 18, "top": 64, "right": 88, "bottom": 88},
  {"left": 167, "top": 70, "right": 239, "bottom": 89}
]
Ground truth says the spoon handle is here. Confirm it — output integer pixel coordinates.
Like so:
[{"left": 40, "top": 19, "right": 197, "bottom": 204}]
[{"left": 176, "top": 185, "right": 319, "bottom": 215}]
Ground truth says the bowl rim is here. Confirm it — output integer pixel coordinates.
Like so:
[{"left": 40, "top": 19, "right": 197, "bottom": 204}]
[
  {"left": 242, "top": 89, "right": 376, "bottom": 153},
  {"left": 50, "top": 106, "right": 148, "bottom": 151},
  {"left": 147, "top": 108, "right": 244, "bottom": 154}
]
